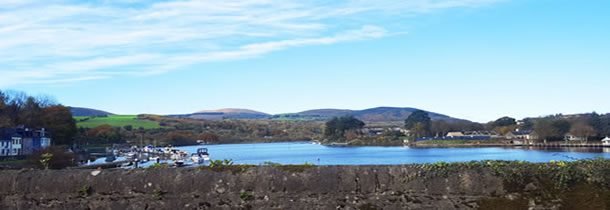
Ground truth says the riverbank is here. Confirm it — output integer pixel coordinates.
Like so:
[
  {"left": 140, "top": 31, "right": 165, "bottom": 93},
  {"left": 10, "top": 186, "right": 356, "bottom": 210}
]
[
  {"left": 320, "top": 139, "right": 509, "bottom": 147},
  {"left": 410, "top": 139, "right": 510, "bottom": 147},
  {"left": 1, "top": 159, "right": 609, "bottom": 209},
  {"left": 320, "top": 139, "right": 404, "bottom": 146}
]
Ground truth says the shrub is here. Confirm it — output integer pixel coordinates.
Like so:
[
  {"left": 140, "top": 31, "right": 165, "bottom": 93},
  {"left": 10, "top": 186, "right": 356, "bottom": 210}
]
[
  {"left": 240, "top": 191, "right": 254, "bottom": 201},
  {"left": 209, "top": 159, "right": 234, "bottom": 168},
  {"left": 28, "top": 146, "right": 75, "bottom": 169}
]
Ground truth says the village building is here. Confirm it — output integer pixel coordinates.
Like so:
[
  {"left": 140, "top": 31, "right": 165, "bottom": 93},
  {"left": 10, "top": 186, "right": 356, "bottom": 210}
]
[
  {"left": 416, "top": 130, "right": 497, "bottom": 141},
  {"left": 602, "top": 137, "right": 610, "bottom": 146},
  {"left": 505, "top": 130, "right": 537, "bottom": 140},
  {"left": 564, "top": 133, "right": 587, "bottom": 142},
  {"left": 464, "top": 131, "right": 501, "bottom": 138},
  {"left": 0, "top": 127, "right": 51, "bottom": 158},
  {"left": 360, "top": 127, "right": 409, "bottom": 137},
  {"left": 444, "top": 131, "right": 498, "bottom": 139},
  {"left": 446, "top": 132, "right": 465, "bottom": 137},
  {"left": 505, "top": 130, "right": 538, "bottom": 145},
  {"left": 361, "top": 127, "right": 385, "bottom": 136}
]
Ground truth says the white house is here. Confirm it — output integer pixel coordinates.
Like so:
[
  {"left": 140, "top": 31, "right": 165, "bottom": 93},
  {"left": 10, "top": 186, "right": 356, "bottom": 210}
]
[
  {"left": 505, "top": 130, "right": 537, "bottom": 141},
  {"left": 0, "top": 139, "right": 11, "bottom": 157},
  {"left": 564, "top": 133, "right": 587, "bottom": 142},
  {"left": 39, "top": 128, "right": 51, "bottom": 148},
  {"left": 1, "top": 127, "right": 51, "bottom": 157},
  {"left": 602, "top": 137, "right": 610, "bottom": 146},
  {"left": 0, "top": 131, "right": 21, "bottom": 157},
  {"left": 10, "top": 135, "right": 22, "bottom": 156},
  {"left": 446, "top": 132, "right": 465, "bottom": 137}
]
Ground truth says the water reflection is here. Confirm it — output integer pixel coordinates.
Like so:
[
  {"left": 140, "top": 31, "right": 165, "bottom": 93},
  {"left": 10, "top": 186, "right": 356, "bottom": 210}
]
[
  {"left": 175, "top": 142, "right": 610, "bottom": 165},
  {"left": 514, "top": 146, "right": 609, "bottom": 153},
  {"left": 89, "top": 142, "right": 610, "bottom": 167}
]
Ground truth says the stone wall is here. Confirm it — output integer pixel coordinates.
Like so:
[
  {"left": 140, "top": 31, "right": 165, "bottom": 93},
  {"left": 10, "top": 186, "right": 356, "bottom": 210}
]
[{"left": 1, "top": 163, "right": 609, "bottom": 209}]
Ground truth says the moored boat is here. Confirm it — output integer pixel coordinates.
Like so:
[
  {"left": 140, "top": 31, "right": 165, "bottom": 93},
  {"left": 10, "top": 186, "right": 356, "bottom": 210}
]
[{"left": 191, "top": 148, "right": 210, "bottom": 164}]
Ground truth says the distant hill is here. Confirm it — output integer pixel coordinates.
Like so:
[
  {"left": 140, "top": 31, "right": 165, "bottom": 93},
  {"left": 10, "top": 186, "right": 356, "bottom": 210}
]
[
  {"left": 69, "top": 107, "right": 113, "bottom": 117},
  {"left": 355, "top": 107, "right": 460, "bottom": 122},
  {"left": 273, "top": 107, "right": 467, "bottom": 123},
  {"left": 296, "top": 109, "right": 354, "bottom": 117},
  {"left": 183, "top": 108, "right": 271, "bottom": 120},
  {"left": 171, "top": 107, "right": 467, "bottom": 123}
]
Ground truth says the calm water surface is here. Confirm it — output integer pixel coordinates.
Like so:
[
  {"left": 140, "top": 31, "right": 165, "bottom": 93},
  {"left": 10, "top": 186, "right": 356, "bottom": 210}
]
[{"left": 176, "top": 142, "right": 610, "bottom": 165}]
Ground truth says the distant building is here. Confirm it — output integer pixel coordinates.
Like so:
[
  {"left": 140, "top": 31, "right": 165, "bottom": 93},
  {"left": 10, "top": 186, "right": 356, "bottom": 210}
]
[
  {"left": 446, "top": 131, "right": 498, "bottom": 138},
  {"left": 446, "top": 132, "right": 464, "bottom": 137},
  {"left": 463, "top": 131, "right": 500, "bottom": 138},
  {"left": 360, "top": 127, "right": 409, "bottom": 137},
  {"left": 390, "top": 127, "right": 410, "bottom": 135},
  {"left": 0, "top": 127, "right": 51, "bottom": 158},
  {"left": 602, "top": 137, "right": 610, "bottom": 146},
  {"left": 417, "top": 130, "right": 495, "bottom": 141},
  {"left": 505, "top": 130, "right": 537, "bottom": 140},
  {"left": 564, "top": 133, "right": 586, "bottom": 141}
]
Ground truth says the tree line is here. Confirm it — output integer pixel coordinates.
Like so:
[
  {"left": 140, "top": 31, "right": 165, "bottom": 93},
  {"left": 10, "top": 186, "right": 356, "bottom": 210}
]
[
  {"left": 0, "top": 90, "right": 76, "bottom": 145},
  {"left": 325, "top": 110, "right": 610, "bottom": 142}
]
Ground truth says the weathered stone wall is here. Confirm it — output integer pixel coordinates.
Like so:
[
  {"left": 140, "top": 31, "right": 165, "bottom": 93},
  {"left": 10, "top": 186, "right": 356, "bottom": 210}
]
[{"left": 0, "top": 164, "right": 609, "bottom": 209}]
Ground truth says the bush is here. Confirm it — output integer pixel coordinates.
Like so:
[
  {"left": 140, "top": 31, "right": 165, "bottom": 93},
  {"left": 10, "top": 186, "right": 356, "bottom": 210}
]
[
  {"left": 209, "top": 159, "right": 234, "bottom": 168},
  {"left": 28, "top": 146, "right": 75, "bottom": 169}
]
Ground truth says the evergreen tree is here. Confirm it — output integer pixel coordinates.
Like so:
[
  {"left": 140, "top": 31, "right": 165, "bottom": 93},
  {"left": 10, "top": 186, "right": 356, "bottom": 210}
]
[{"left": 404, "top": 110, "right": 431, "bottom": 137}]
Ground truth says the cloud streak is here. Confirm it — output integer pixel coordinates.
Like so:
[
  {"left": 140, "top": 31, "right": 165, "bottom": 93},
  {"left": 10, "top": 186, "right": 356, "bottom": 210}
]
[{"left": 0, "top": 0, "right": 503, "bottom": 87}]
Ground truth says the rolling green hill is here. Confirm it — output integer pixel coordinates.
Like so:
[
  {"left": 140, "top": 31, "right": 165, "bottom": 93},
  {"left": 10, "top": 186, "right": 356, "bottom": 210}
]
[{"left": 75, "top": 115, "right": 163, "bottom": 129}]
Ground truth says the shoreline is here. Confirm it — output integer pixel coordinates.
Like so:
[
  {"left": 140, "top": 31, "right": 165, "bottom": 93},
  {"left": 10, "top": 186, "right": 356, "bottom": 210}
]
[
  {"left": 92, "top": 140, "right": 610, "bottom": 149},
  {"left": 409, "top": 143, "right": 513, "bottom": 148}
]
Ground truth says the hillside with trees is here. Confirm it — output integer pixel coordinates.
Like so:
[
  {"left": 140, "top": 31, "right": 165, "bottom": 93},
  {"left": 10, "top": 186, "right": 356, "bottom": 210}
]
[
  {"left": 273, "top": 107, "right": 468, "bottom": 124},
  {"left": 529, "top": 113, "right": 609, "bottom": 142},
  {"left": 75, "top": 115, "right": 324, "bottom": 146},
  {"left": 323, "top": 116, "right": 365, "bottom": 141}
]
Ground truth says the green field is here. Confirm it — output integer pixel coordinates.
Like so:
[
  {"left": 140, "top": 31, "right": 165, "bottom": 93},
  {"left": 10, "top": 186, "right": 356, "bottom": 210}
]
[{"left": 75, "top": 115, "right": 163, "bottom": 129}]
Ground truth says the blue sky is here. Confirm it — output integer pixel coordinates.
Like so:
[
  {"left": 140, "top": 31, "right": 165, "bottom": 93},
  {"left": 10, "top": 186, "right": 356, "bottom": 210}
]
[{"left": 1, "top": 0, "right": 609, "bottom": 122}]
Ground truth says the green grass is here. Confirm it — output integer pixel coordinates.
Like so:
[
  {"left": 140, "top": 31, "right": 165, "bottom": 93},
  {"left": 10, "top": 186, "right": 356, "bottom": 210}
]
[{"left": 75, "top": 115, "right": 163, "bottom": 129}]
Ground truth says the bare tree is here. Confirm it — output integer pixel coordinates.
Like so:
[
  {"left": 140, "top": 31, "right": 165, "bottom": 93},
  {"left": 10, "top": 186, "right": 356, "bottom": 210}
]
[{"left": 569, "top": 121, "right": 597, "bottom": 143}]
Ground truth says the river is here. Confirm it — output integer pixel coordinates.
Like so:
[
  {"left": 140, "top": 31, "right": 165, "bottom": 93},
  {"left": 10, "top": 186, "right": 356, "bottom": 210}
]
[{"left": 173, "top": 141, "right": 610, "bottom": 165}]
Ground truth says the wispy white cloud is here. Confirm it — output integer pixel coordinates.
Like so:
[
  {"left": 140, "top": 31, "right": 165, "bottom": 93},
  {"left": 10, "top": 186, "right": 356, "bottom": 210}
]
[{"left": 0, "top": 0, "right": 504, "bottom": 87}]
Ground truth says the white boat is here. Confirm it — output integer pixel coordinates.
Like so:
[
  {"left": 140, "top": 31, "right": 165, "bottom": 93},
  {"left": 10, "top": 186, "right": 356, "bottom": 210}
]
[
  {"left": 174, "top": 159, "right": 185, "bottom": 167},
  {"left": 170, "top": 153, "right": 183, "bottom": 160},
  {"left": 190, "top": 148, "right": 211, "bottom": 164},
  {"left": 125, "top": 152, "right": 137, "bottom": 160},
  {"left": 198, "top": 148, "right": 210, "bottom": 160},
  {"left": 164, "top": 146, "right": 179, "bottom": 154},
  {"left": 143, "top": 145, "right": 155, "bottom": 153},
  {"left": 191, "top": 154, "right": 204, "bottom": 164}
]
